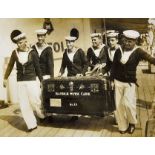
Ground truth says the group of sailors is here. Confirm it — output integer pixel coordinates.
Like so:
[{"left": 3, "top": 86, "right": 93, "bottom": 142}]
[{"left": 3, "top": 28, "right": 155, "bottom": 134}]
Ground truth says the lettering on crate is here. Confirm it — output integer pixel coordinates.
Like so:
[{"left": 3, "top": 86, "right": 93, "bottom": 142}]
[
  {"left": 55, "top": 92, "right": 91, "bottom": 96},
  {"left": 69, "top": 102, "right": 78, "bottom": 107}
]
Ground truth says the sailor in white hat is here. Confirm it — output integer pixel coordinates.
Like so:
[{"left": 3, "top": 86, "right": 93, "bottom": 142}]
[
  {"left": 58, "top": 35, "right": 88, "bottom": 77},
  {"left": 110, "top": 30, "right": 155, "bottom": 134},
  {"left": 106, "top": 30, "right": 119, "bottom": 57},
  {"left": 32, "top": 29, "right": 54, "bottom": 79},
  {"left": 3, "top": 30, "right": 45, "bottom": 132},
  {"left": 32, "top": 29, "right": 54, "bottom": 121},
  {"left": 58, "top": 36, "right": 88, "bottom": 121},
  {"left": 101, "top": 31, "right": 120, "bottom": 121},
  {"left": 106, "top": 31, "right": 120, "bottom": 58},
  {"left": 86, "top": 33, "right": 106, "bottom": 76}
]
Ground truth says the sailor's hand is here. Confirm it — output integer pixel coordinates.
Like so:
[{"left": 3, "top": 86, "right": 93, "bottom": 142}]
[
  {"left": 98, "top": 72, "right": 103, "bottom": 76},
  {"left": 94, "top": 64, "right": 100, "bottom": 69},
  {"left": 85, "top": 71, "right": 91, "bottom": 76},
  {"left": 99, "top": 63, "right": 106, "bottom": 70},
  {"left": 98, "top": 64, "right": 103, "bottom": 70},
  {"left": 76, "top": 74, "right": 83, "bottom": 77},
  {"left": 3, "top": 79, "right": 7, "bottom": 88}
]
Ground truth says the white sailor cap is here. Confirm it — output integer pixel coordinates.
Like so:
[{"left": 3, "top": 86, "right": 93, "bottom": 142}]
[
  {"left": 90, "top": 33, "right": 102, "bottom": 38},
  {"left": 35, "top": 29, "right": 47, "bottom": 35},
  {"left": 107, "top": 32, "right": 119, "bottom": 38},
  {"left": 10, "top": 30, "right": 26, "bottom": 43},
  {"left": 123, "top": 30, "right": 140, "bottom": 39},
  {"left": 13, "top": 33, "right": 26, "bottom": 41},
  {"left": 106, "top": 30, "right": 115, "bottom": 34},
  {"left": 65, "top": 36, "right": 77, "bottom": 41}
]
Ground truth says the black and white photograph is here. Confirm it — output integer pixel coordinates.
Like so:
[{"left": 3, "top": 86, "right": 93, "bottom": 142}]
[
  {"left": 1, "top": 18, "right": 155, "bottom": 137},
  {"left": 1, "top": 1, "right": 155, "bottom": 155}
]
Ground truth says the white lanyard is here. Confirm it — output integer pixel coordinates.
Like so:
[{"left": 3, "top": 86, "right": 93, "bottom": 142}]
[
  {"left": 35, "top": 43, "right": 48, "bottom": 56},
  {"left": 15, "top": 49, "right": 30, "bottom": 65},
  {"left": 91, "top": 44, "right": 105, "bottom": 57},
  {"left": 67, "top": 47, "right": 79, "bottom": 62},
  {"left": 120, "top": 46, "right": 138, "bottom": 64},
  {"left": 108, "top": 45, "right": 120, "bottom": 62}
]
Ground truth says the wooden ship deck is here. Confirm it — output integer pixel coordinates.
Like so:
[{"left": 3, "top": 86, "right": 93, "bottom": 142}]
[{"left": 0, "top": 64, "right": 155, "bottom": 137}]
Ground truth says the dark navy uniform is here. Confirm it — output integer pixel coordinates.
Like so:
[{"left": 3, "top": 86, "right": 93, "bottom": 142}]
[
  {"left": 59, "top": 48, "right": 88, "bottom": 76},
  {"left": 32, "top": 44, "right": 54, "bottom": 78}
]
